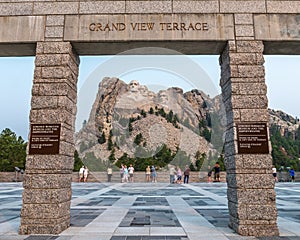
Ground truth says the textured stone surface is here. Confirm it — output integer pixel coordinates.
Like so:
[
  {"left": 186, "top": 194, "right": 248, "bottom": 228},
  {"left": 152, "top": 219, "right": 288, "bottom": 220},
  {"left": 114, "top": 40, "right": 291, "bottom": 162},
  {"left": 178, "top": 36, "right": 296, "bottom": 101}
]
[
  {"left": 220, "top": 40, "right": 278, "bottom": 236},
  {"left": 220, "top": 0, "right": 266, "bottom": 13},
  {"left": 0, "top": 16, "right": 45, "bottom": 42},
  {"left": 173, "top": 0, "right": 219, "bottom": 13},
  {"left": 267, "top": 1, "right": 300, "bottom": 13},
  {"left": 235, "top": 25, "right": 254, "bottom": 37},
  {"left": 240, "top": 108, "right": 269, "bottom": 122},
  {"left": 33, "top": 2, "right": 79, "bottom": 15},
  {"left": 126, "top": 0, "right": 172, "bottom": 13},
  {"left": 254, "top": 14, "right": 300, "bottom": 40},
  {"left": 64, "top": 14, "right": 234, "bottom": 41},
  {"left": 45, "top": 26, "right": 64, "bottom": 38},
  {"left": 234, "top": 14, "right": 253, "bottom": 24},
  {"left": 0, "top": 2, "right": 32, "bottom": 16},
  {"left": 79, "top": 1, "right": 125, "bottom": 14},
  {"left": 46, "top": 15, "right": 65, "bottom": 26},
  {"left": 20, "top": 42, "right": 79, "bottom": 235},
  {"left": 25, "top": 155, "right": 74, "bottom": 170}
]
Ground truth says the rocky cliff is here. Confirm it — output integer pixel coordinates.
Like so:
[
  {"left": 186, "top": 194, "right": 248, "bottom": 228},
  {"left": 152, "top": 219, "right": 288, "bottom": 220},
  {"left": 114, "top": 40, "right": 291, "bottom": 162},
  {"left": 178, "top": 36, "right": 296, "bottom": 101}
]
[
  {"left": 75, "top": 77, "right": 222, "bottom": 166},
  {"left": 75, "top": 77, "right": 299, "bottom": 168}
]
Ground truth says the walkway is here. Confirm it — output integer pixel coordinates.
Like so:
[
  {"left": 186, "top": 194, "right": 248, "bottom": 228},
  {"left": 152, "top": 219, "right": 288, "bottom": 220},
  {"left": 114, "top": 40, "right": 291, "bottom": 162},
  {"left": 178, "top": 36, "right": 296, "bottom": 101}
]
[{"left": 0, "top": 182, "right": 300, "bottom": 240}]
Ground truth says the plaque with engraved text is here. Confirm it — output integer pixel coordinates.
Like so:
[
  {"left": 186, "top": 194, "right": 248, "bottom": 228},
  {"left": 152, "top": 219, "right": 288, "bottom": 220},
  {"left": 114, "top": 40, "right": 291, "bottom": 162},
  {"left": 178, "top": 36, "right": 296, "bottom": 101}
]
[
  {"left": 29, "top": 124, "right": 61, "bottom": 155},
  {"left": 237, "top": 123, "right": 269, "bottom": 154}
]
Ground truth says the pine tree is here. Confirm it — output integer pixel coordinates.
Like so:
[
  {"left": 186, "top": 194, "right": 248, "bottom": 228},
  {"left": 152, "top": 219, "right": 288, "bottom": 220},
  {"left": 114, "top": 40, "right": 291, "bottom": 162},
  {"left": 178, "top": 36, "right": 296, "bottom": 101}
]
[
  {"left": 134, "top": 133, "right": 143, "bottom": 145},
  {"left": 0, "top": 128, "right": 26, "bottom": 171},
  {"left": 74, "top": 150, "right": 84, "bottom": 171},
  {"left": 149, "top": 107, "right": 154, "bottom": 114},
  {"left": 98, "top": 131, "right": 106, "bottom": 144}
]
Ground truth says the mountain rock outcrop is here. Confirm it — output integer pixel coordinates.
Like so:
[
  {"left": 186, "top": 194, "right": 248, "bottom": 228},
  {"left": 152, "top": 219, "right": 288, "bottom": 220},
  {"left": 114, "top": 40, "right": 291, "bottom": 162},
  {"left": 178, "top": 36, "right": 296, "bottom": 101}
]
[
  {"left": 76, "top": 77, "right": 220, "bottom": 164},
  {"left": 75, "top": 77, "right": 299, "bottom": 169}
]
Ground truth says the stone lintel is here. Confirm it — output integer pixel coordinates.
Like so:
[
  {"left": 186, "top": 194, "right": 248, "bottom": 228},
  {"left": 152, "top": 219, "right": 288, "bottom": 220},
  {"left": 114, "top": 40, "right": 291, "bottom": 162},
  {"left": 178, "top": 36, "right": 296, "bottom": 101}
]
[
  {"left": 234, "top": 14, "right": 253, "bottom": 24},
  {"left": 0, "top": 16, "right": 45, "bottom": 42},
  {"left": 267, "top": 1, "right": 300, "bottom": 13},
  {"left": 254, "top": 14, "right": 300, "bottom": 41},
  {"left": 173, "top": 1, "right": 219, "bottom": 13},
  {"left": 220, "top": 1, "right": 266, "bottom": 13},
  {"left": 64, "top": 14, "right": 234, "bottom": 42},
  {"left": 0, "top": 3, "right": 33, "bottom": 16}
]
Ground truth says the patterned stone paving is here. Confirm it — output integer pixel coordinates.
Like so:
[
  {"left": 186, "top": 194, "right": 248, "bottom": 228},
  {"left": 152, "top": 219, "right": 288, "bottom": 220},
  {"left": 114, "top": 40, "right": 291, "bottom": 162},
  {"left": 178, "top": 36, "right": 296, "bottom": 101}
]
[
  {"left": 70, "top": 209, "right": 106, "bottom": 227},
  {"left": 103, "top": 187, "right": 201, "bottom": 196},
  {"left": 77, "top": 197, "right": 120, "bottom": 206},
  {"left": 133, "top": 197, "right": 169, "bottom": 206},
  {"left": 0, "top": 182, "right": 300, "bottom": 240},
  {"left": 119, "top": 209, "right": 181, "bottom": 227},
  {"left": 183, "top": 196, "right": 226, "bottom": 206}
]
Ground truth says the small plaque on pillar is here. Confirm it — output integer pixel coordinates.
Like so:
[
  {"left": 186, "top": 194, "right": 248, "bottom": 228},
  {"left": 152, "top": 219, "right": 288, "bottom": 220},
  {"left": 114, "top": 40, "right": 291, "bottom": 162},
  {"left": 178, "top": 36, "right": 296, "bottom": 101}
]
[
  {"left": 237, "top": 123, "right": 269, "bottom": 154},
  {"left": 29, "top": 124, "right": 61, "bottom": 155}
]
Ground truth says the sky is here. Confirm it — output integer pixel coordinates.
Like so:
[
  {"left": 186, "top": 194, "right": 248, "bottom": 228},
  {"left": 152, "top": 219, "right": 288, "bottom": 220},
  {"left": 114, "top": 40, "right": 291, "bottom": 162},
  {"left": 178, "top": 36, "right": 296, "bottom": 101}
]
[{"left": 0, "top": 55, "right": 299, "bottom": 140}]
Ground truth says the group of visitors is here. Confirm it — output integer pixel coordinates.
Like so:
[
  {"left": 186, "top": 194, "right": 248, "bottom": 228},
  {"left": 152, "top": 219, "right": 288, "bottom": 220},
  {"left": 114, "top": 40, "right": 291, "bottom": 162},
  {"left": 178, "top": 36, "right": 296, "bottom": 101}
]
[
  {"left": 78, "top": 166, "right": 89, "bottom": 182},
  {"left": 169, "top": 165, "right": 191, "bottom": 184},
  {"left": 272, "top": 165, "right": 296, "bottom": 182},
  {"left": 119, "top": 164, "right": 135, "bottom": 182},
  {"left": 145, "top": 165, "right": 157, "bottom": 182}
]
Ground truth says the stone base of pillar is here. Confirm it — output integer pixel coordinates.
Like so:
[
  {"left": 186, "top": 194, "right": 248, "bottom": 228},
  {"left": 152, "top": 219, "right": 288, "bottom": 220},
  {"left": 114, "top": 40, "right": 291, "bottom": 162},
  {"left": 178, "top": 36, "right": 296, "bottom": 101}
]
[
  {"left": 229, "top": 220, "right": 279, "bottom": 236},
  {"left": 19, "top": 214, "right": 70, "bottom": 235}
]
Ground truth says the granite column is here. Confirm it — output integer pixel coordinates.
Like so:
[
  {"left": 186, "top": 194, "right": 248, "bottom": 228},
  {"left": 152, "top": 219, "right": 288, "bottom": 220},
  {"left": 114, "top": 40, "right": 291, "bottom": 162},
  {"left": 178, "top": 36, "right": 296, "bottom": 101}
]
[
  {"left": 220, "top": 40, "right": 279, "bottom": 236},
  {"left": 19, "top": 42, "right": 79, "bottom": 235}
]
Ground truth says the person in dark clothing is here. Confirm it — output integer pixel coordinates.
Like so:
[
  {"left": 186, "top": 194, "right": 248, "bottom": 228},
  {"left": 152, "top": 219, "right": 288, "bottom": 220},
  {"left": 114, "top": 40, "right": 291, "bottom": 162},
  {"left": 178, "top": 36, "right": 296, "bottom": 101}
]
[
  {"left": 213, "top": 162, "right": 220, "bottom": 182},
  {"left": 184, "top": 165, "right": 191, "bottom": 184}
]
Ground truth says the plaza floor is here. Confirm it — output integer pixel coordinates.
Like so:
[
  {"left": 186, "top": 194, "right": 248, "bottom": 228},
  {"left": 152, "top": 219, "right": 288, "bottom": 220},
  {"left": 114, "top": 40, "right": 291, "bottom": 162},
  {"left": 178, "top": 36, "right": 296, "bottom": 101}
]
[{"left": 0, "top": 182, "right": 300, "bottom": 240}]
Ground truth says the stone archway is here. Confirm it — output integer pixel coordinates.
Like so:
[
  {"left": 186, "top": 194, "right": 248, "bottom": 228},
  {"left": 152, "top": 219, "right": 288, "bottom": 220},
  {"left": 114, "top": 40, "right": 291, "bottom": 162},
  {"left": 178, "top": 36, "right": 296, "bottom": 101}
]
[{"left": 0, "top": 0, "right": 299, "bottom": 237}]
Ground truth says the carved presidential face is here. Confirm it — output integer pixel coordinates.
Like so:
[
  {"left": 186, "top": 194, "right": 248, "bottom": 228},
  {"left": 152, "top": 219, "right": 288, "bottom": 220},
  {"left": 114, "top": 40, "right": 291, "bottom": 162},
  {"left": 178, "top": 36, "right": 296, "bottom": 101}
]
[
  {"left": 129, "top": 80, "right": 139, "bottom": 92},
  {"left": 158, "top": 91, "right": 168, "bottom": 102}
]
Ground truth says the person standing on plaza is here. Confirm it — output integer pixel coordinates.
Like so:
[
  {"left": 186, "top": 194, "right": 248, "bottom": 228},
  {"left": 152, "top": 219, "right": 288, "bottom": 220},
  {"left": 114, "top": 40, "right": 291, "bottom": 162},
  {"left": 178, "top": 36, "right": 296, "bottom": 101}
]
[
  {"left": 184, "top": 165, "right": 191, "bottom": 184},
  {"left": 272, "top": 165, "right": 278, "bottom": 182},
  {"left": 128, "top": 164, "right": 135, "bottom": 182},
  {"left": 213, "top": 162, "right": 220, "bottom": 182},
  {"left": 123, "top": 165, "right": 129, "bottom": 183},
  {"left": 207, "top": 165, "right": 212, "bottom": 183},
  {"left": 169, "top": 165, "right": 176, "bottom": 184},
  {"left": 151, "top": 165, "right": 157, "bottom": 182},
  {"left": 79, "top": 166, "right": 85, "bottom": 182},
  {"left": 176, "top": 166, "right": 182, "bottom": 184},
  {"left": 146, "top": 165, "right": 151, "bottom": 182},
  {"left": 120, "top": 164, "right": 124, "bottom": 183},
  {"left": 107, "top": 166, "right": 113, "bottom": 182},
  {"left": 83, "top": 166, "right": 89, "bottom": 182},
  {"left": 289, "top": 168, "right": 295, "bottom": 182}
]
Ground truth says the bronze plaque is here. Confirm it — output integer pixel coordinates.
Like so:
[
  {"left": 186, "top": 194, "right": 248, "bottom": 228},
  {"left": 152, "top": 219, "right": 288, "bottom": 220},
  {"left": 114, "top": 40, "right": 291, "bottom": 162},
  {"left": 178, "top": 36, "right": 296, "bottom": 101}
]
[
  {"left": 29, "top": 124, "right": 61, "bottom": 155},
  {"left": 237, "top": 123, "right": 269, "bottom": 154}
]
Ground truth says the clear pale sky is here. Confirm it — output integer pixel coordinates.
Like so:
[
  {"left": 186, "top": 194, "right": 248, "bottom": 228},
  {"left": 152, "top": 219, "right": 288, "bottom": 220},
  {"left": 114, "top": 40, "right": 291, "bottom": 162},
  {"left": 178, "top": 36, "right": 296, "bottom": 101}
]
[{"left": 0, "top": 55, "right": 299, "bottom": 140}]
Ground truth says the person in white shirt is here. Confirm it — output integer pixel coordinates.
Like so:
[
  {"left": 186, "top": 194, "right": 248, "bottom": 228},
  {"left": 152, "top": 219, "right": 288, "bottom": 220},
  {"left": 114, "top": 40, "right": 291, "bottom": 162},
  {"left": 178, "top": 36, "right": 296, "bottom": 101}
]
[
  {"left": 128, "top": 164, "right": 135, "bottom": 182},
  {"left": 79, "top": 166, "right": 84, "bottom": 182},
  {"left": 272, "top": 165, "right": 278, "bottom": 182},
  {"left": 84, "top": 166, "right": 89, "bottom": 182}
]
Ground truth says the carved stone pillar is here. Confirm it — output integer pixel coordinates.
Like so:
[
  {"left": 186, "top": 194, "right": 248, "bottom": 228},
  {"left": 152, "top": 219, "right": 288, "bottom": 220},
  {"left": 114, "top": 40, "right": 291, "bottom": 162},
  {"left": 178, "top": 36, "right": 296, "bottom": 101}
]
[
  {"left": 20, "top": 42, "right": 79, "bottom": 235},
  {"left": 220, "top": 40, "right": 279, "bottom": 236}
]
